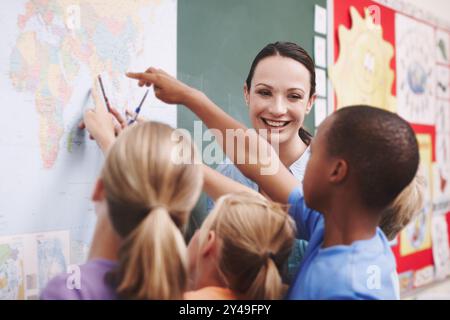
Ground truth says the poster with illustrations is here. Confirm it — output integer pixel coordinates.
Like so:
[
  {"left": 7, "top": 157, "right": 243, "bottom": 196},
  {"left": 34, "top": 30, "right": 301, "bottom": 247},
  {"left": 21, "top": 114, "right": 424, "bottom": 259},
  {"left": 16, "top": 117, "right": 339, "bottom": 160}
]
[
  {"left": 436, "top": 29, "right": 450, "bottom": 66},
  {"left": 396, "top": 14, "right": 436, "bottom": 125},
  {"left": 434, "top": 101, "right": 450, "bottom": 215},
  {"left": 432, "top": 215, "right": 450, "bottom": 280},
  {"left": 0, "top": 230, "right": 69, "bottom": 300},
  {"left": 334, "top": 0, "right": 450, "bottom": 294},
  {"left": 436, "top": 65, "right": 450, "bottom": 100},
  {"left": 330, "top": 6, "right": 396, "bottom": 112}
]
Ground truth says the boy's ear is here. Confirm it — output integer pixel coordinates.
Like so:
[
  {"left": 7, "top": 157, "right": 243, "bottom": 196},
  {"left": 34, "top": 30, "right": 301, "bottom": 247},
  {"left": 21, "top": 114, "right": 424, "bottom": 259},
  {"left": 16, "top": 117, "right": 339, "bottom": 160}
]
[
  {"left": 200, "top": 230, "right": 217, "bottom": 258},
  {"left": 92, "top": 178, "right": 105, "bottom": 202},
  {"left": 306, "top": 94, "right": 317, "bottom": 115},
  {"left": 330, "top": 159, "right": 348, "bottom": 184},
  {"left": 243, "top": 83, "right": 250, "bottom": 107}
]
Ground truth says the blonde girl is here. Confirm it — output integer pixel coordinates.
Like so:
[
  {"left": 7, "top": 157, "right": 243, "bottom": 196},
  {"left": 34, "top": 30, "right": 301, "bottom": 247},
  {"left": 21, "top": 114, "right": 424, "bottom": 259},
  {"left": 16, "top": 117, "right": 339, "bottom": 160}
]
[
  {"left": 186, "top": 192, "right": 296, "bottom": 300},
  {"left": 41, "top": 120, "right": 203, "bottom": 299}
]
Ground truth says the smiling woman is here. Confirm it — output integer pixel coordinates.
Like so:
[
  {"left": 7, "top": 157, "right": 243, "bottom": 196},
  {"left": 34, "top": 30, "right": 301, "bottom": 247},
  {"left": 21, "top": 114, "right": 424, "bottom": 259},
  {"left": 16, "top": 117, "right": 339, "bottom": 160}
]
[
  {"left": 244, "top": 44, "right": 316, "bottom": 148},
  {"left": 206, "top": 42, "right": 317, "bottom": 283}
]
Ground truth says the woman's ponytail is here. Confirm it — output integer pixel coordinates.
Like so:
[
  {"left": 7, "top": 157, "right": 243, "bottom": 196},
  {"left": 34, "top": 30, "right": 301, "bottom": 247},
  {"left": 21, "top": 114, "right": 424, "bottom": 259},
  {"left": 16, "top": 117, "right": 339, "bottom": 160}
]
[{"left": 299, "top": 127, "right": 313, "bottom": 146}]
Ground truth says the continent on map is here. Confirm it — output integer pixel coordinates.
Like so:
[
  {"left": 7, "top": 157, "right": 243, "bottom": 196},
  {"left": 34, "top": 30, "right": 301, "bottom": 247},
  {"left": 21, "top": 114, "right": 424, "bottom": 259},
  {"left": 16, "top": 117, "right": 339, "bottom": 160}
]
[{"left": 9, "top": 0, "right": 149, "bottom": 168}]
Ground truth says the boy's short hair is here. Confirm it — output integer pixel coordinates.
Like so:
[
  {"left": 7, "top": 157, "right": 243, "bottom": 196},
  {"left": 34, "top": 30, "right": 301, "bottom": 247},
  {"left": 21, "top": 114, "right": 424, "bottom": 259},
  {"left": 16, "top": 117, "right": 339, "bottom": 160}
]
[
  {"left": 380, "top": 170, "right": 426, "bottom": 240},
  {"left": 326, "top": 105, "right": 419, "bottom": 210}
]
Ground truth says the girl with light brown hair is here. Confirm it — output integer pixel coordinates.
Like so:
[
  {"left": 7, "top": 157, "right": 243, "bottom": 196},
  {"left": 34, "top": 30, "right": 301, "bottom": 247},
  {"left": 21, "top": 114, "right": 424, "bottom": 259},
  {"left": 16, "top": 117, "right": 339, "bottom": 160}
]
[
  {"left": 380, "top": 171, "right": 426, "bottom": 241},
  {"left": 185, "top": 192, "right": 296, "bottom": 300},
  {"left": 41, "top": 119, "right": 203, "bottom": 299}
]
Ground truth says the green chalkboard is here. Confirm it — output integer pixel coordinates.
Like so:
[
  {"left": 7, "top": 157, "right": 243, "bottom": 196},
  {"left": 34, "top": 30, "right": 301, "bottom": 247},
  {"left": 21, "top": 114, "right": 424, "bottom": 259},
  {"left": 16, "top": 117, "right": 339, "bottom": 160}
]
[{"left": 177, "top": 0, "right": 327, "bottom": 238}]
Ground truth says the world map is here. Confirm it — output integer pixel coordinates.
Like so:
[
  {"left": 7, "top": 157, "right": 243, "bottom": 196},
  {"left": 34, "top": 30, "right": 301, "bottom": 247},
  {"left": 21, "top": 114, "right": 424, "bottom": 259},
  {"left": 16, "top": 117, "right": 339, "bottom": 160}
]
[{"left": 0, "top": 0, "right": 177, "bottom": 299}]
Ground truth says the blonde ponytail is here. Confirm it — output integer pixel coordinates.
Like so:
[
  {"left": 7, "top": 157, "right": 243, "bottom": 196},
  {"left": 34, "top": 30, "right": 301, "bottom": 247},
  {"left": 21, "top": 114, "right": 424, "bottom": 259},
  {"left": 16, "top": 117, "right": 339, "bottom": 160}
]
[
  {"left": 245, "top": 255, "right": 284, "bottom": 300},
  {"left": 102, "top": 122, "right": 203, "bottom": 299},
  {"left": 114, "top": 207, "right": 188, "bottom": 299},
  {"left": 199, "top": 192, "right": 295, "bottom": 300}
]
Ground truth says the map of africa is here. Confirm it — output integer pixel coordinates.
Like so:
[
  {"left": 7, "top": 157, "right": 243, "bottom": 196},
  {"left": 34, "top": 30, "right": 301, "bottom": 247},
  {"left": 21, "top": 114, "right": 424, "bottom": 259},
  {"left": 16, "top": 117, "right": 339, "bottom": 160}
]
[{"left": 0, "top": 0, "right": 177, "bottom": 299}]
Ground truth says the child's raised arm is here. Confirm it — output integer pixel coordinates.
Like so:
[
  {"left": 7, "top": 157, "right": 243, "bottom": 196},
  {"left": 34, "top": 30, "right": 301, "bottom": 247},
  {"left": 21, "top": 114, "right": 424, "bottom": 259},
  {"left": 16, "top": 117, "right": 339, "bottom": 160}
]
[{"left": 127, "top": 69, "right": 299, "bottom": 204}]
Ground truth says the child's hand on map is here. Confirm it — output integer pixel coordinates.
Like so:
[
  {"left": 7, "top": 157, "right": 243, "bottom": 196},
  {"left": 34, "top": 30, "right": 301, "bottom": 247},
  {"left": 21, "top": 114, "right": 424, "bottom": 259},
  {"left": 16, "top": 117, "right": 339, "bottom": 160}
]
[
  {"left": 125, "top": 108, "right": 148, "bottom": 124},
  {"left": 126, "top": 67, "right": 196, "bottom": 105},
  {"left": 78, "top": 81, "right": 126, "bottom": 153}
]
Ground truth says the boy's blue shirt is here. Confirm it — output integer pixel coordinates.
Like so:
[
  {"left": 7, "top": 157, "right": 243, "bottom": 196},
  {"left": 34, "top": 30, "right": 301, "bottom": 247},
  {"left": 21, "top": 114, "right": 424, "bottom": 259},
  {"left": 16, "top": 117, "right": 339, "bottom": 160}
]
[{"left": 287, "top": 187, "right": 400, "bottom": 300}]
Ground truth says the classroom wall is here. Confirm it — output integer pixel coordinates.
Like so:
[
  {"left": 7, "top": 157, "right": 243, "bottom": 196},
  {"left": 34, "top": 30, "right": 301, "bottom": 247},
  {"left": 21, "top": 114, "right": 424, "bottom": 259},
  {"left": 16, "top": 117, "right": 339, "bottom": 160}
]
[
  {"left": 399, "top": 0, "right": 450, "bottom": 297},
  {"left": 407, "top": 0, "right": 450, "bottom": 23},
  {"left": 333, "top": 0, "right": 450, "bottom": 296}
]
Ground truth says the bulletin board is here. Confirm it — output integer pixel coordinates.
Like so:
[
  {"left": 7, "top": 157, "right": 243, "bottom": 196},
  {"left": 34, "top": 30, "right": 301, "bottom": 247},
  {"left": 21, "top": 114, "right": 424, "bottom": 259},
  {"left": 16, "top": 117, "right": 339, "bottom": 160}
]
[{"left": 329, "top": 0, "right": 450, "bottom": 295}]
